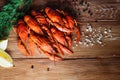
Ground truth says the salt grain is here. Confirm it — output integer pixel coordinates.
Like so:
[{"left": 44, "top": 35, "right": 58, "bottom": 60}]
[
  {"left": 100, "top": 34, "right": 103, "bottom": 37},
  {"left": 85, "top": 36, "right": 88, "bottom": 38},
  {"left": 97, "top": 34, "right": 103, "bottom": 40},
  {"left": 104, "top": 31, "right": 108, "bottom": 34},
  {"left": 97, "top": 40, "right": 102, "bottom": 44},
  {"left": 79, "top": 41, "right": 82, "bottom": 44},
  {"left": 81, "top": 31, "right": 85, "bottom": 36},
  {"left": 75, "top": 44, "right": 79, "bottom": 46},
  {"left": 86, "top": 44, "right": 89, "bottom": 47},
  {"left": 73, "top": 39, "right": 77, "bottom": 43},
  {"left": 90, "top": 43, "right": 94, "bottom": 46},
  {"left": 72, "top": 46, "right": 75, "bottom": 49},
  {"left": 101, "top": 44, "right": 105, "bottom": 46},
  {"left": 85, "top": 38, "right": 91, "bottom": 43},
  {"left": 83, "top": 42, "right": 87, "bottom": 45},
  {"left": 108, "top": 28, "right": 112, "bottom": 32},
  {"left": 86, "top": 28, "right": 89, "bottom": 32},
  {"left": 87, "top": 24, "right": 92, "bottom": 32}
]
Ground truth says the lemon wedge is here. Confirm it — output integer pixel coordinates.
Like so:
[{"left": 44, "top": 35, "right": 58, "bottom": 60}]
[
  {"left": 0, "top": 49, "right": 13, "bottom": 68},
  {"left": 0, "top": 39, "right": 8, "bottom": 50}
]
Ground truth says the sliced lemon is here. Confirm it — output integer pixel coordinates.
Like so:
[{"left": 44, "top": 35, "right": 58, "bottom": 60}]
[
  {"left": 0, "top": 39, "right": 8, "bottom": 50},
  {"left": 0, "top": 49, "right": 13, "bottom": 68}
]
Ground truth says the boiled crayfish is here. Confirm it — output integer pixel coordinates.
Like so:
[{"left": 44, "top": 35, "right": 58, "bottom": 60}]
[{"left": 16, "top": 7, "right": 81, "bottom": 61}]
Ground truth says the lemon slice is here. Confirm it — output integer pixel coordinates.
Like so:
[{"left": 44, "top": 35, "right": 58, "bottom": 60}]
[
  {"left": 0, "top": 39, "right": 8, "bottom": 50},
  {"left": 0, "top": 49, "right": 13, "bottom": 68}
]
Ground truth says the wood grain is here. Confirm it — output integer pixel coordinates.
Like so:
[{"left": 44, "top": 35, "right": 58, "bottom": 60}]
[
  {"left": 0, "top": 0, "right": 120, "bottom": 80},
  {"left": 0, "top": 58, "right": 120, "bottom": 80}
]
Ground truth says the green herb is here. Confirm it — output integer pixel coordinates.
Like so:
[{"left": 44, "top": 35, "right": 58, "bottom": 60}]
[{"left": 0, "top": 0, "right": 32, "bottom": 40}]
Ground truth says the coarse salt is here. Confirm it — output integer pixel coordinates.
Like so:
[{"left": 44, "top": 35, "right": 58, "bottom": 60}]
[{"left": 74, "top": 23, "right": 112, "bottom": 47}]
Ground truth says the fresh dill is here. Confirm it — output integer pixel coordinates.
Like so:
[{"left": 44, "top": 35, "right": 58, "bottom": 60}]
[{"left": 0, "top": 0, "right": 32, "bottom": 40}]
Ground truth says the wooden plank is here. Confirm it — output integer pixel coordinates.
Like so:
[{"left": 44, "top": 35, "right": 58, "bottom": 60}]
[
  {"left": 7, "top": 22, "right": 120, "bottom": 59},
  {"left": 0, "top": 58, "right": 120, "bottom": 80}
]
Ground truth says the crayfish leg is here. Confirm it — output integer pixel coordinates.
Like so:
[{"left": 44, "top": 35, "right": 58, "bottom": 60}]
[
  {"left": 74, "top": 19, "right": 81, "bottom": 42},
  {"left": 53, "top": 23, "right": 73, "bottom": 33},
  {"left": 75, "top": 26, "right": 81, "bottom": 43},
  {"left": 53, "top": 43, "right": 64, "bottom": 56},
  {"left": 45, "top": 52, "right": 62, "bottom": 61},
  {"left": 66, "top": 35, "right": 72, "bottom": 49},
  {"left": 59, "top": 43, "right": 73, "bottom": 55},
  {"left": 18, "top": 39, "right": 30, "bottom": 56},
  {"left": 37, "top": 46, "right": 62, "bottom": 61},
  {"left": 28, "top": 38, "right": 34, "bottom": 56}
]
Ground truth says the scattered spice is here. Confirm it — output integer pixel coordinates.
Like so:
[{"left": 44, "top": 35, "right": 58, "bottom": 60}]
[
  {"left": 73, "top": 23, "right": 112, "bottom": 47},
  {"left": 31, "top": 65, "right": 34, "bottom": 69},
  {"left": 47, "top": 67, "right": 50, "bottom": 71}
]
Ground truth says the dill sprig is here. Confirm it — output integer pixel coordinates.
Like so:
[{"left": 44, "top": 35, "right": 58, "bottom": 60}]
[{"left": 0, "top": 0, "right": 32, "bottom": 40}]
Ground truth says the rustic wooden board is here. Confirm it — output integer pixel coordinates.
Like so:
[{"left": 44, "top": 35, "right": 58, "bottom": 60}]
[
  {"left": 0, "top": 0, "right": 120, "bottom": 80},
  {"left": 7, "top": 22, "right": 120, "bottom": 59},
  {"left": 0, "top": 58, "right": 120, "bottom": 80}
]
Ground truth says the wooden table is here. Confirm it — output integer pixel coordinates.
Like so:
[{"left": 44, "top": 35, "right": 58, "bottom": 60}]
[{"left": 0, "top": 0, "right": 120, "bottom": 80}]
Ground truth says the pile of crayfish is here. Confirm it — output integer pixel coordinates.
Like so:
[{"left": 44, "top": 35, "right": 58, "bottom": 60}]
[{"left": 16, "top": 7, "right": 81, "bottom": 61}]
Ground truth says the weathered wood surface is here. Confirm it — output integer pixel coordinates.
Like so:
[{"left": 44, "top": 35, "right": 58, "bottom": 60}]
[
  {"left": 0, "top": 58, "right": 120, "bottom": 80},
  {"left": 0, "top": 0, "right": 120, "bottom": 80}
]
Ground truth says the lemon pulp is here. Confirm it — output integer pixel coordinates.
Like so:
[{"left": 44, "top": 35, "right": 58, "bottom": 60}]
[{"left": 0, "top": 49, "right": 13, "bottom": 68}]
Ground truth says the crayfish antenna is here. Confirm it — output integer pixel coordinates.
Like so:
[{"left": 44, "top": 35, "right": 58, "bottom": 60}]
[{"left": 75, "top": 26, "right": 81, "bottom": 43}]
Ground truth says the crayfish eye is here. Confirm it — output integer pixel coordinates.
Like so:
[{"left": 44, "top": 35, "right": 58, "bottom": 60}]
[{"left": 28, "top": 33, "right": 30, "bottom": 37}]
